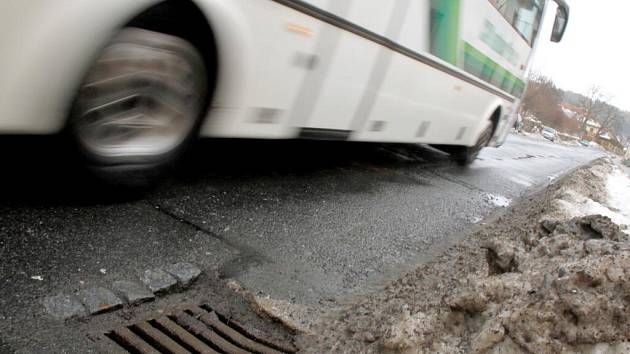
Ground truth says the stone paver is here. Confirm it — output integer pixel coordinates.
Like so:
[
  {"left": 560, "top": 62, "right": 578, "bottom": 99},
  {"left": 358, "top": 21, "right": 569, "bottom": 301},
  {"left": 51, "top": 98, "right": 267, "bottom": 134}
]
[
  {"left": 112, "top": 280, "right": 155, "bottom": 305},
  {"left": 140, "top": 269, "right": 177, "bottom": 294},
  {"left": 164, "top": 262, "right": 202, "bottom": 288},
  {"left": 42, "top": 294, "right": 85, "bottom": 320},
  {"left": 77, "top": 287, "right": 123, "bottom": 315}
]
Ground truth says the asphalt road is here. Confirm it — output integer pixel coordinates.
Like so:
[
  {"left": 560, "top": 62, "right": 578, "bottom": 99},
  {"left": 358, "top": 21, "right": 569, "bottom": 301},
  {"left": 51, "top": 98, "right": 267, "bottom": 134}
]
[{"left": 0, "top": 133, "right": 604, "bottom": 353}]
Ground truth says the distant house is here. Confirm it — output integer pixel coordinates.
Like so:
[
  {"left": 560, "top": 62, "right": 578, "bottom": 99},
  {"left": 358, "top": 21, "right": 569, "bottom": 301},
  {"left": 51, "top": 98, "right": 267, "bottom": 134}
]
[
  {"left": 598, "top": 132, "right": 612, "bottom": 141},
  {"left": 559, "top": 103, "right": 585, "bottom": 120},
  {"left": 595, "top": 130, "right": 624, "bottom": 155},
  {"left": 583, "top": 120, "right": 601, "bottom": 139}
]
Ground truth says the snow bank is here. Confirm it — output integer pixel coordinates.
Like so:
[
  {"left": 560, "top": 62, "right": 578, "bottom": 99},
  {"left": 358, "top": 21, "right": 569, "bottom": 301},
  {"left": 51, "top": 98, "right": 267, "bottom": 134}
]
[
  {"left": 606, "top": 166, "right": 630, "bottom": 223},
  {"left": 298, "top": 158, "right": 630, "bottom": 354},
  {"left": 545, "top": 160, "right": 630, "bottom": 234}
]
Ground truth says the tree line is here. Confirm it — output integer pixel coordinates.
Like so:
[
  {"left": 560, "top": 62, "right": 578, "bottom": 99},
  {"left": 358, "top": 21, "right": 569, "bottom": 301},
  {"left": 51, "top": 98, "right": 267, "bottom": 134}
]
[{"left": 520, "top": 73, "right": 629, "bottom": 145}]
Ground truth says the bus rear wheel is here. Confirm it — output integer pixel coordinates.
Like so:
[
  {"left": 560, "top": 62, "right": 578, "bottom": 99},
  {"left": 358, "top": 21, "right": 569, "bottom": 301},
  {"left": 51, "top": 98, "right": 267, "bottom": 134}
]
[
  {"left": 433, "top": 123, "right": 494, "bottom": 166},
  {"left": 68, "top": 27, "right": 207, "bottom": 186},
  {"left": 454, "top": 123, "right": 494, "bottom": 166}
]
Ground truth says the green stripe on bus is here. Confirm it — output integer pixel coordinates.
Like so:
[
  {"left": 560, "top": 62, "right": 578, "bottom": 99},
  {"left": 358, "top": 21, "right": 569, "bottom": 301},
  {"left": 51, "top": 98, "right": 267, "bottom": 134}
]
[
  {"left": 430, "top": 0, "right": 460, "bottom": 66},
  {"left": 463, "top": 42, "right": 525, "bottom": 97}
]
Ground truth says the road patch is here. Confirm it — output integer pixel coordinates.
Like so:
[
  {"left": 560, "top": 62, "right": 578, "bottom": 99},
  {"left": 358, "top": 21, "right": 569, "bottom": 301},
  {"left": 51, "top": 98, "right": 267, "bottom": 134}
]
[
  {"left": 77, "top": 287, "right": 123, "bottom": 315},
  {"left": 41, "top": 294, "right": 86, "bottom": 320},
  {"left": 140, "top": 269, "right": 179, "bottom": 295},
  {"left": 112, "top": 281, "right": 155, "bottom": 305}
]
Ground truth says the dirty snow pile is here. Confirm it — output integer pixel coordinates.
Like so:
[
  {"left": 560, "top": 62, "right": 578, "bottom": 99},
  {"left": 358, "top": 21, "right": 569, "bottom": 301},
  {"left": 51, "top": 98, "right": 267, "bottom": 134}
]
[
  {"left": 545, "top": 159, "right": 630, "bottom": 234},
  {"left": 297, "top": 158, "right": 630, "bottom": 354},
  {"left": 445, "top": 214, "right": 630, "bottom": 354}
]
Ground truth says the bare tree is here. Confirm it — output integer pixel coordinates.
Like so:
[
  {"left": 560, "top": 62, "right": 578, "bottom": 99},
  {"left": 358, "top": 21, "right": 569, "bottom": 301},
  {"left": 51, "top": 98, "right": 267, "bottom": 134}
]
[
  {"left": 595, "top": 103, "right": 621, "bottom": 137},
  {"left": 519, "top": 73, "right": 580, "bottom": 133},
  {"left": 520, "top": 72, "right": 562, "bottom": 119},
  {"left": 576, "top": 85, "right": 607, "bottom": 132}
]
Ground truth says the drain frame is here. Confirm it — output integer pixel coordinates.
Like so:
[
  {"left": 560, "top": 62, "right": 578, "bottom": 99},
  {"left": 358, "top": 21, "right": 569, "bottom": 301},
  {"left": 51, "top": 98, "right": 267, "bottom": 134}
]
[{"left": 95, "top": 304, "right": 296, "bottom": 354}]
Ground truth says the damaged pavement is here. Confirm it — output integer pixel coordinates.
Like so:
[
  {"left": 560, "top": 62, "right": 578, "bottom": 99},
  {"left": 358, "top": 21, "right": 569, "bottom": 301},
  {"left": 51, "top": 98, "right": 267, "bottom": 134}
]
[{"left": 1, "top": 135, "right": 621, "bottom": 353}]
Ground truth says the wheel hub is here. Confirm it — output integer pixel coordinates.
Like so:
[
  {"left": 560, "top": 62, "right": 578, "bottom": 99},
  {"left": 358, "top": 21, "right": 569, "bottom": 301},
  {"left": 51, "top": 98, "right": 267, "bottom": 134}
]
[{"left": 73, "top": 28, "right": 204, "bottom": 160}]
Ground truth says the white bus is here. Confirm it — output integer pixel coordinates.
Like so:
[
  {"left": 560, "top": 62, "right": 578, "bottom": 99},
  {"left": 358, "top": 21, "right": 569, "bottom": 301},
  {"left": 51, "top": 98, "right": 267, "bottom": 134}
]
[{"left": 0, "top": 0, "right": 568, "bottom": 183}]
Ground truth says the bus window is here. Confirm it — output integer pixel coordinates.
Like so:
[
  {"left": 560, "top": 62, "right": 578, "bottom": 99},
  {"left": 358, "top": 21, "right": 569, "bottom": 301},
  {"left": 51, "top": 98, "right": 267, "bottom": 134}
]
[
  {"left": 514, "top": 0, "right": 544, "bottom": 43},
  {"left": 489, "top": 0, "right": 544, "bottom": 45}
]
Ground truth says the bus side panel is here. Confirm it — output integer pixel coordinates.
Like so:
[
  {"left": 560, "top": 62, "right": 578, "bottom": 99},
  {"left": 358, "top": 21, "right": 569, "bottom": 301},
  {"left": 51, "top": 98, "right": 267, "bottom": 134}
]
[
  {"left": 202, "top": 0, "right": 400, "bottom": 138},
  {"left": 291, "top": 0, "right": 396, "bottom": 131},
  {"left": 461, "top": 0, "right": 532, "bottom": 74},
  {"left": 199, "top": 0, "right": 511, "bottom": 145},
  {"left": 458, "top": 0, "right": 540, "bottom": 146},
  {"left": 350, "top": 52, "right": 508, "bottom": 146},
  {"left": 459, "top": 0, "right": 532, "bottom": 97},
  {"left": 199, "top": 0, "right": 330, "bottom": 139},
  {"left": 330, "top": 0, "right": 396, "bottom": 35},
  {"left": 300, "top": 0, "right": 330, "bottom": 10},
  {"left": 298, "top": 32, "right": 383, "bottom": 131},
  {"left": 396, "top": 0, "right": 432, "bottom": 54}
]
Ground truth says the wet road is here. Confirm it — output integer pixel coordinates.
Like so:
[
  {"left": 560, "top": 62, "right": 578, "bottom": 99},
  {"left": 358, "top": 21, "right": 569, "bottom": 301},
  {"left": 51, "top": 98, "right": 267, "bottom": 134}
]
[{"left": 0, "top": 134, "right": 604, "bottom": 352}]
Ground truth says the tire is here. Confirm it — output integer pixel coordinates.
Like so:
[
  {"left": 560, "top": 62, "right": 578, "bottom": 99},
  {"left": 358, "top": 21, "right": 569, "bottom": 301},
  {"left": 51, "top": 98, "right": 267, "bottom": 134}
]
[
  {"left": 432, "top": 123, "right": 494, "bottom": 166},
  {"left": 68, "top": 27, "right": 207, "bottom": 186}
]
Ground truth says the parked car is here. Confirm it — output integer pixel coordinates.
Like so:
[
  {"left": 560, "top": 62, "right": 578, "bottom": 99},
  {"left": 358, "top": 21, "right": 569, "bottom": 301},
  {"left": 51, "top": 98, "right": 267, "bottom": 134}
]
[
  {"left": 579, "top": 140, "right": 590, "bottom": 147},
  {"left": 542, "top": 127, "right": 558, "bottom": 142}
]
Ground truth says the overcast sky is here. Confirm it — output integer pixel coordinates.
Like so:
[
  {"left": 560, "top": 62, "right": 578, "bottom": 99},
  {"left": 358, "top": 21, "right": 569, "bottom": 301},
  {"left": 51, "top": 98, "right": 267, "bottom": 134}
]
[{"left": 532, "top": 0, "right": 630, "bottom": 111}]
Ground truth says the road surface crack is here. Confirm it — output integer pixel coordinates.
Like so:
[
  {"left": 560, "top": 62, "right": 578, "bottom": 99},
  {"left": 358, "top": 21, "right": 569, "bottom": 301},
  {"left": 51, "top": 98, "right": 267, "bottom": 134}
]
[
  {"left": 427, "top": 171, "right": 485, "bottom": 193},
  {"left": 147, "top": 201, "right": 270, "bottom": 278}
]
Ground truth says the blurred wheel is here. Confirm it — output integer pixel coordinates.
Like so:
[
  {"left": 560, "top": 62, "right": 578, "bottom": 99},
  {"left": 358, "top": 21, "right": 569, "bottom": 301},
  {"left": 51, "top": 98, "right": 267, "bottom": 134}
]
[
  {"left": 431, "top": 123, "right": 493, "bottom": 166},
  {"left": 69, "top": 27, "right": 207, "bottom": 185},
  {"left": 453, "top": 124, "right": 493, "bottom": 166}
]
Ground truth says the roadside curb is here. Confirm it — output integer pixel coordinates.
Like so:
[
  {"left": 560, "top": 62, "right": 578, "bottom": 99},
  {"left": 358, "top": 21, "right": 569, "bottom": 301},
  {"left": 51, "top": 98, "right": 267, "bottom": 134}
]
[{"left": 42, "top": 262, "right": 202, "bottom": 320}]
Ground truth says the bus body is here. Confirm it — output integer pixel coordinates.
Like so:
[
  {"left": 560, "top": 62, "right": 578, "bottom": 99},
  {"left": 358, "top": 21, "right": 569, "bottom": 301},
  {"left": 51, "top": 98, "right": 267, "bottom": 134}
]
[{"left": 0, "top": 0, "right": 568, "bottom": 177}]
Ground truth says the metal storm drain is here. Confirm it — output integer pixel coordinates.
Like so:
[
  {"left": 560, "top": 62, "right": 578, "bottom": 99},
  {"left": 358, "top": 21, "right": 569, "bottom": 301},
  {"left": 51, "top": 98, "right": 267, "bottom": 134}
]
[{"left": 99, "top": 305, "right": 295, "bottom": 354}]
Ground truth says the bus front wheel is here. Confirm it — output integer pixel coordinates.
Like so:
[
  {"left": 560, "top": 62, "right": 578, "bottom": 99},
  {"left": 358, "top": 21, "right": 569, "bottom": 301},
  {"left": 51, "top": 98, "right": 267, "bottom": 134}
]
[{"left": 68, "top": 27, "right": 208, "bottom": 186}]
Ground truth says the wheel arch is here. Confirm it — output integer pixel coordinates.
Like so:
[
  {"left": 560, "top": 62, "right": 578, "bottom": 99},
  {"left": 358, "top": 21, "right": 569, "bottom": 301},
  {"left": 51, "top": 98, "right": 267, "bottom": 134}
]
[
  {"left": 489, "top": 105, "right": 502, "bottom": 138},
  {"left": 0, "top": 0, "right": 249, "bottom": 134},
  {"left": 79, "top": 0, "right": 250, "bottom": 132},
  {"left": 467, "top": 100, "right": 506, "bottom": 147},
  {"left": 124, "top": 0, "right": 220, "bottom": 115}
]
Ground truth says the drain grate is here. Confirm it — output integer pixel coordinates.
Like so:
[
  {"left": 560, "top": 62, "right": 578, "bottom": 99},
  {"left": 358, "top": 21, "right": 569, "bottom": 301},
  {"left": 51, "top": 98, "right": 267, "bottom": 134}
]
[{"left": 99, "top": 305, "right": 295, "bottom": 354}]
